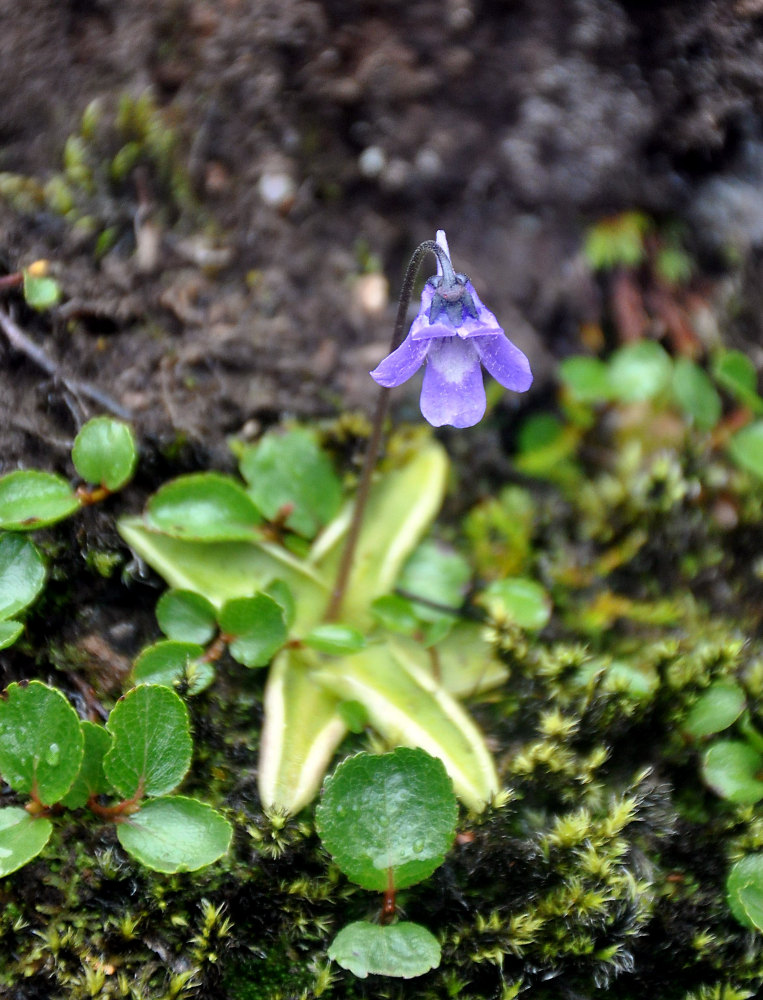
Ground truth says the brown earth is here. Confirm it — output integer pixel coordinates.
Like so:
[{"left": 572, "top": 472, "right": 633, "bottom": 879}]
[{"left": 2, "top": 0, "right": 763, "bottom": 477}]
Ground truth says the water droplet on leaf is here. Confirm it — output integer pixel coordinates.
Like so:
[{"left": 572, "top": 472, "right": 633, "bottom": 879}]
[
  {"left": 413, "top": 838, "right": 424, "bottom": 853},
  {"left": 45, "top": 743, "right": 60, "bottom": 766}
]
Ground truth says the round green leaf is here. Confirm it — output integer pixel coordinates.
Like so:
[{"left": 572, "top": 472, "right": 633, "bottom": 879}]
[
  {"left": 132, "top": 640, "right": 214, "bottom": 695},
  {"left": 397, "top": 541, "right": 471, "bottom": 622},
  {"left": 315, "top": 748, "right": 458, "bottom": 892},
  {"left": 23, "top": 270, "right": 61, "bottom": 310},
  {"left": 684, "top": 682, "right": 747, "bottom": 738},
  {"left": 370, "top": 594, "right": 419, "bottom": 635},
  {"left": 238, "top": 428, "right": 342, "bottom": 539},
  {"left": 145, "top": 473, "right": 262, "bottom": 541},
  {"left": 0, "top": 532, "right": 46, "bottom": 620},
  {"left": 701, "top": 740, "right": 763, "bottom": 804},
  {"left": 0, "top": 808, "right": 53, "bottom": 876},
  {"left": 264, "top": 579, "right": 296, "bottom": 629},
  {"left": 727, "top": 854, "right": 763, "bottom": 931},
  {"left": 672, "top": 359, "right": 722, "bottom": 431},
  {"left": 0, "top": 470, "right": 80, "bottom": 530},
  {"left": 116, "top": 795, "right": 232, "bottom": 873},
  {"left": 328, "top": 921, "right": 441, "bottom": 979},
  {"left": 728, "top": 422, "right": 763, "bottom": 480},
  {"left": 0, "top": 620, "right": 23, "bottom": 650},
  {"left": 713, "top": 350, "right": 762, "bottom": 413},
  {"left": 71, "top": 416, "right": 137, "bottom": 490},
  {"left": 558, "top": 356, "right": 614, "bottom": 403},
  {"left": 302, "top": 624, "right": 366, "bottom": 655},
  {"left": 0, "top": 681, "right": 84, "bottom": 804},
  {"left": 60, "top": 722, "right": 115, "bottom": 809},
  {"left": 479, "top": 577, "right": 551, "bottom": 630},
  {"left": 219, "top": 593, "right": 287, "bottom": 668},
  {"left": 155, "top": 590, "right": 217, "bottom": 644},
  {"left": 608, "top": 341, "right": 673, "bottom": 403},
  {"left": 104, "top": 685, "right": 192, "bottom": 798}
]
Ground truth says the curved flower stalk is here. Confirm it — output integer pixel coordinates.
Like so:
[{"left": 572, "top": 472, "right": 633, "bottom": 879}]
[{"left": 371, "top": 231, "right": 532, "bottom": 427}]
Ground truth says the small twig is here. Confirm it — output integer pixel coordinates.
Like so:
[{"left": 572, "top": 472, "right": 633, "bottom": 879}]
[
  {"left": 0, "top": 305, "right": 133, "bottom": 421},
  {"left": 0, "top": 271, "right": 24, "bottom": 290}
]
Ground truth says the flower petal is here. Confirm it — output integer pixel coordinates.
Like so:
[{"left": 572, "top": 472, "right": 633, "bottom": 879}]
[
  {"left": 474, "top": 334, "right": 533, "bottom": 392},
  {"left": 435, "top": 230, "right": 451, "bottom": 275},
  {"left": 420, "top": 338, "right": 486, "bottom": 428},
  {"left": 457, "top": 281, "right": 504, "bottom": 339},
  {"left": 370, "top": 333, "right": 429, "bottom": 388}
]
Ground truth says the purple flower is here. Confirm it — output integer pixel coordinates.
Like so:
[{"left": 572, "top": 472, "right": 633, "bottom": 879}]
[{"left": 370, "top": 232, "right": 532, "bottom": 427}]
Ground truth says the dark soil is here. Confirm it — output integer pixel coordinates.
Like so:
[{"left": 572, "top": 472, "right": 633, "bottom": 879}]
[{"left": 3, "top": 0, "right": 763, "bottom": 473}]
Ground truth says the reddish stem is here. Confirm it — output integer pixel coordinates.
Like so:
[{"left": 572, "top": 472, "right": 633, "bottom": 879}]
[
  {"left": 0, "top": 271, "right": 23, "bottom": 290},
  {"left": 88, "top": 781, "right": 144, "bottom": 820},
  {"left": 76, "top": 484, "right": 111, "bottom": 506},
  {"left": 380, "top": 868, "right": 397, "bottom": 924}
]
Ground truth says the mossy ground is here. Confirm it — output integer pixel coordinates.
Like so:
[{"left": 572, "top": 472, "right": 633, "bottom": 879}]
[{"left": 3, "top": 390, "right": 763, "bottom": 1000}]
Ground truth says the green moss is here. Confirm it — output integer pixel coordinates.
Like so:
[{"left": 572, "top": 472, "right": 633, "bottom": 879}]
[
  {"left": 223, "top": 945, "right": 316, "bottom": 1000},
  {"left": 0, "top": 89, "right": 198, "bottom": 252},
  {"left": 5, "top": 338, "right": 763, "bottom": 998}
]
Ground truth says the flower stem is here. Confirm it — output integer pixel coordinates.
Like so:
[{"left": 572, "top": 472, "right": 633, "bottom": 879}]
[{"left": 324, "top": 240, "right": 441, "bottom": 621}]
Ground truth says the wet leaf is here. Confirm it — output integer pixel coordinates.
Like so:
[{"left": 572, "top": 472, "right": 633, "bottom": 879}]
[
  {"left": 132, "top": 640, "right": 214, "bottom": 695},
  {"left": 60, "top": 722, "right": 115, "bottom": 809},
  {"left": 0, "top": 808, "right": 53, "bottom": 877},
  {"left": 0, "top": 681, "right": 84, "bottom": 804},
  {"left": 328, "top": 921, "right": 441, "bottom": 979},
  {"left": 0, "top": 470, "right": 80, "bottom": 530},
  {"left": 316, "top": 748, "right": 457, "bottom": 891},
  {"left": 218, "top": 593, "right": 287, "bottom": 667},
  {"left": 117, "top": 795, "right": 232, "bottom": 873},
  {"left": 0, "top": 533, "right": 46, "bottom": 620},
  {"left": 145, "top": 473, "right": 262, "bottom": 541},
  {"left": 155, "top": 590, "right": 218, "bottom": 644},
  {"left": 702, "top": 740, "right": 763, "bottom": 805},
  {"left": 238, "top": 427, "right": 342, "bottom": 538},
  {"left": 104, "top": 685, "right": 192, "bottom": 799},
  {"left": 0, "top": 620, "right": 23, "bottom": 650},
  {"left": 727, "top": 854, "right": 763, "bottom": 931},
  {"left": 684, "top": 682, "right": 746, "bottom": 738},
  {"left": 72, "top": 416, "right": 137, "bottom": 490}
]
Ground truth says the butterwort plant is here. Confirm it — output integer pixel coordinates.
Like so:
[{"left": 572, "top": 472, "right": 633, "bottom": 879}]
[
  {"left": 116, "top": 231, "right": 539, "bottom": 818},
  {"left": 370, "top": 230, "right": 533, "bottom": 427}
]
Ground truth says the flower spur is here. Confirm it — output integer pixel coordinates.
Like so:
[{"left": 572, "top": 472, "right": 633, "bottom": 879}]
[{"left": 370, "top": 231, "right": 532, "bottom": 427}]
